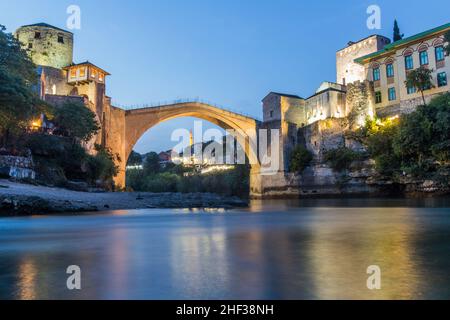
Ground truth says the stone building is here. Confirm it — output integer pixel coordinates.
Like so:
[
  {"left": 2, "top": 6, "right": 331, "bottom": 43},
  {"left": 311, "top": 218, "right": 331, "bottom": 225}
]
[
  {"left": 258, "top": 22, "right": 450, "bottom": 197},
  {"left": 355, "top": 23, "right": 450, "bottom": 117},
  {"left": 15, "top": 23, "right": 114, "bottom": 150},
  {"left": 15, "top": 23, "right": 73, "bottom": 69},
  {"left": 336, "top": 35, "right": 391, "bottom": 86}
]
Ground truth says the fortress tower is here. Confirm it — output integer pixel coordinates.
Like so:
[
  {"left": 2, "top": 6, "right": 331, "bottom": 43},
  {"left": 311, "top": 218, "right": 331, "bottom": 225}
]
[
  {"left": 336, "top": 35, "right": 391, "bottom": 85},
  {"left": 15, "top": 23, "right": 73, "bottom": 69}
]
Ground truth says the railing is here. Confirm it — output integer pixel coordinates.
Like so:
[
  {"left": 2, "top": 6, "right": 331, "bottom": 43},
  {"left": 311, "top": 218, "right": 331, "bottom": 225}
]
[{"left": 112, "top": 97, "right": 261, "bottom": 121}]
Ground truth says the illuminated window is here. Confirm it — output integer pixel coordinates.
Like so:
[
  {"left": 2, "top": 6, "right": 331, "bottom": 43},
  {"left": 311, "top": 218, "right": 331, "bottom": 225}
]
[
  {"left": 99, "top": 73, "right": 104, "bottom": 82},
  {"left": 437, "top": 72, "right": 447, "bottom": 87},
  {"left": 70, "top": 68, "right": 77, "bottom": 78},
  {"left": 435, "top": 46, "right": 445, "bottom": 62},
  {"left": 419, "top": 50, "right": 429, "bottom": 66},
  {"left": 388, "top": 87, "right": 396, "bottom": 101},
  {"left": 386, "top": 63, "right": 394, "bottom": 78},
  {"left": 405, "top": 55, "right": 414, "bottom": 70},
  {"left": 91, "top": 69, "right": 97, "bottom": 78},
  {"left": 79, "top": 67, "right": 86, "bottom": 77},
  {"left": 375, "top": 91, "right": 382, "bottom": 104},
  {"left": 372, "top": 67, "right": 380, "bottom": 81}
]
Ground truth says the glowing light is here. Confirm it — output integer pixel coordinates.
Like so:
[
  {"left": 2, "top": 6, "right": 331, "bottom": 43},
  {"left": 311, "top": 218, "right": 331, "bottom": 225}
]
[{"left": 388, "top": 115, "right": 400, "bottom": 121}]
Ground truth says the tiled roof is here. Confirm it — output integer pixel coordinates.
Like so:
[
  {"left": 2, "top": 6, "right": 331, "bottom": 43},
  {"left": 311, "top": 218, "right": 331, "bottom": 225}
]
[{"left": 355, "top": 22, "right": 450, "bottom": 64}]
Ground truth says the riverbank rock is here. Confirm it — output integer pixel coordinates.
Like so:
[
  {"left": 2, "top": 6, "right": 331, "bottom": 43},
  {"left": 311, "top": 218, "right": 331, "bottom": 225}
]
[{"left": 0, "top": 195, "right": 98, "bottom": 216}]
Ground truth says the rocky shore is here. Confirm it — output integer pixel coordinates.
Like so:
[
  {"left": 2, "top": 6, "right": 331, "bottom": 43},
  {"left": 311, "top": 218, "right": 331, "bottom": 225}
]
[{"left": 0, "top": 179, "right": 248, "bottom": 216}]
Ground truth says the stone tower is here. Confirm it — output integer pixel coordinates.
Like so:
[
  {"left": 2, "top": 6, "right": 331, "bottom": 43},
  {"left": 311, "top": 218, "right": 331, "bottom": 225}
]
[
  {"left": 15, "top": 23, "right": 73, "bottom": 69},
  {"left": 336, "top": 35, "right": 391, "bottom": 86}
]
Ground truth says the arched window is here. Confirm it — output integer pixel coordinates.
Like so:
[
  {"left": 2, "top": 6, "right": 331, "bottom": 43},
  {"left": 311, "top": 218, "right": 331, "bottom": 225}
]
[
  {"left": 418, "top": 45, "right": 429, "bottom": 66},
  {"left": 403, "top": 49, "right": 414, "bottom": 71},
  {"left": 435, "top": 46, "right": 445, "bottom": 62}
]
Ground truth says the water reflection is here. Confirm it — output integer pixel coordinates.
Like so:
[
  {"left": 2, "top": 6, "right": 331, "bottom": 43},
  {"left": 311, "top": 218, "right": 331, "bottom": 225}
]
[
  {"left": 17, "top": 257, "right": 37, "bottom": 300},
  {"left": 1, "top": 202, "right": 450, "bottom": 299},
  {"left": 307, "top": 208, "right": 423, "bottom": 299}
]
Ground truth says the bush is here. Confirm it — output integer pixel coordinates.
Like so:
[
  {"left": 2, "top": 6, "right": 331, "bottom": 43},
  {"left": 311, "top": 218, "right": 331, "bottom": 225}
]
[
  {"left": 359, "top": 93, "right": 450, "bottom": 179},
  {"left": 126, "top": 163, "right": 250, "bottom": 198},
  {"left": 145, "top": 172, "right": 180, "bottom": 193},
  {"left": 289, "top": 146, "right": 313, "bottom": 173},
  {"left": 323, "top": 147, "right": 362, "bottom": 172},
  {"left": 85, "top": 145, "right": 119, "bottom": 187}
]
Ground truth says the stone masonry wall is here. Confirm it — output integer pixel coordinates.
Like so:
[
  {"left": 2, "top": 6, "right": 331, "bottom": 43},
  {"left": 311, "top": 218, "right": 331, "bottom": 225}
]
[{"left": 0, "top": 155, "right": 36, "bottom": 180}]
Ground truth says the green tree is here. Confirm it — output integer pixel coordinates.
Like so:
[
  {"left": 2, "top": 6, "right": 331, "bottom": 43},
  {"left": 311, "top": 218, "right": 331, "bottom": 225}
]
[
  {"left": 85, "top": 145, "right": 119, "bottom": 187},
  {"left": 53, "top": 101, "right": 100, "bottom": 142},
  {"left": 405, "top": 66, "right": 434, "bottom": 105},
  {"left": 0, "top": 25, "right": 47, "bottom": 148},
  {"left": 323, "top": 147, "right": 362, "bottom": 172},
  {"left": 444, "top": 31, "right": 450, "bottom": 56},
  {"left": 393, "top": 20, "right": 404, "bottom": 42},
  {"left": 0, "top": 25, "right": 37, "bottom": 84},
  {"left": 360, "top": 117, "right": 401, "bottom": 176},
  {"left": 289, "top": 146, "right": 313, "bottom": 173},
  {"left": 143, "top": 152, "right": 161, "bottom": 175},
  {"left": 127, "top": 150, "right": 142, "bottom": 166}
]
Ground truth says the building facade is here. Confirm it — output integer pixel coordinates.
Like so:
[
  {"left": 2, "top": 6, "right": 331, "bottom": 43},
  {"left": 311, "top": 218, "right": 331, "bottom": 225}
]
[
  {"left": 15, "top": 23, "right": 115, "bottom": 151},
  {"left": 355, "top": 23, "right": 450, "bottom": 117}
]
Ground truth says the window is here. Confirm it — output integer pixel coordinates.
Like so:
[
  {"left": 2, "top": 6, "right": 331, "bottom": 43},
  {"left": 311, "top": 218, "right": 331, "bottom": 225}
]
[
  {"left": 407, "top": 85, "right": 416, "bottom": 94},
  {"left": 435, "top": 46, "right": 445, "bottom": 62},
  {"left": 437, "top": 72, "right": 447, "bottom": 87},
  {"left": 388, "top": 87, "right": 396, "bottom": 101},
  {"left": 373, "top": 67, "right": 380, "bottom": 81},
  {"left": 375, "top": 91, "right": 382, "bottom": 104},
  {"left": 28, "top": 43, "right": 33, "bottom": 49},
  {"left": 58, "top": 35, "right": 64, "bottom": 44},
  {"left": 79, "top": 67, "right": 86, "bottom": 78},
  {"left": 386, "top": 63, "right": 394, "bottom": 78},
  {"left": 405, "top": 55, "right": 414, "bottom": 70},
  {"left": 34, "top": 32, "right": 41, "bottom": 39},
  {"left": 419, "top": 50, "right": 429, "bottom": 66},
  {"left": 70, "top": 68, "right": 77, "bottom": 78},
  {"left": 270, "top": 110, "right": 274, "bottom": 118}
]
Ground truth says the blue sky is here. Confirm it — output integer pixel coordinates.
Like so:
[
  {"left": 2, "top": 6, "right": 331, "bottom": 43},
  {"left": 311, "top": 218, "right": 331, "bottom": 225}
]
[{"left": 1, "top": 0, "right": 449, "bottom": 153}]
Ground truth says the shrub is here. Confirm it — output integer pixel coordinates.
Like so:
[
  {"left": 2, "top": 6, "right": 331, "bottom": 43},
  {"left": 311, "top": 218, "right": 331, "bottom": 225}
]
[
  {"left": 289, "top": 146, "right": 313, "bottom": 173},
  {"left": 145, "top": 173, "right": 180, "bottom": 193},
  {"left": 324, "top": 147, "right": 362, "bottom": 172},
  {"left": 359, "top": 93, "right": 450, "bottom": 179},
  {"left": 85, "top": 145, "right": 119, "bottom": 186}
]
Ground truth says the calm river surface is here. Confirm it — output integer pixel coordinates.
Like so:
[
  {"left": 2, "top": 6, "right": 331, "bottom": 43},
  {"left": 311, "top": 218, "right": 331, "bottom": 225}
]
[{"left": 1, "top": 198, "right": 450, "bottom": 300}]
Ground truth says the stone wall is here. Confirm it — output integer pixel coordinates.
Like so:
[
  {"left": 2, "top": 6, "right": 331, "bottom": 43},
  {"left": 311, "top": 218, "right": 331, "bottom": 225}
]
[
  {"left": 346, "top": 80, "right": 375, "bottom": 129},
  {"left": 336, "top": 35, "right": 390, "bottom": 85},
  {"left": 0, "top": 155, "right": 36, "bottom": 180},
  {"left": 15, "top": 24, "right": 73, "bottom": 69}
]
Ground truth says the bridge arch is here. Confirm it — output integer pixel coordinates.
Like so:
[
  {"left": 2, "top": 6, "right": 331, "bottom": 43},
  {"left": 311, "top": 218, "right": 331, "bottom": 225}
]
[{"left": 109, "top": 102, "right": 263, "bottom": 197}]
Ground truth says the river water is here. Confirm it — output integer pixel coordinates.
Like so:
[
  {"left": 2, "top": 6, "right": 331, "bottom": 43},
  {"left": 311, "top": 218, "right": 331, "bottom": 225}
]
[{"left": 1, "top": 198, "right": 450, "bottom": 300}]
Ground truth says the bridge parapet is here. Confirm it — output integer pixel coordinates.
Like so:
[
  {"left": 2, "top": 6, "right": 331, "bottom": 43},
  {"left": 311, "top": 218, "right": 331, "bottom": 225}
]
[{"left": 113, "top": 98, "right": 262, "bottom": 122}]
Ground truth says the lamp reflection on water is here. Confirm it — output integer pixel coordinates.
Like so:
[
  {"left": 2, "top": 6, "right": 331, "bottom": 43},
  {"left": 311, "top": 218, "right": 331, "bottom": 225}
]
[{"left": 17, "top": 257, "right": 37, "bottom": 300}]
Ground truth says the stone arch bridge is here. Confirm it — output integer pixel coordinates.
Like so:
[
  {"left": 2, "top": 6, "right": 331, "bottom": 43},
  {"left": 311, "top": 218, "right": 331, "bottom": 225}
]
[{"left": 106, "top": 102, "right": 265, "bottom": 197}]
